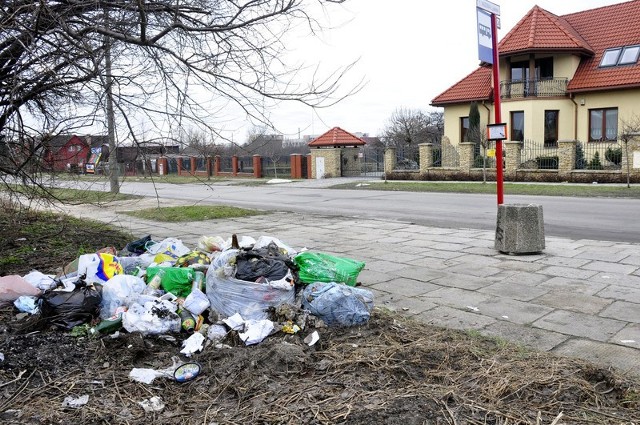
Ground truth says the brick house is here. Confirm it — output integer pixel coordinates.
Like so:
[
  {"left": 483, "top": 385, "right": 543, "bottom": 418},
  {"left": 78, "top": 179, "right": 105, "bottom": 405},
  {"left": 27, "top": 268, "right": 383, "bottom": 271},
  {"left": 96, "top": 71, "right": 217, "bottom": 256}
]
[{"left": 42, "top": 135, "right": 91, "bottom": 172}]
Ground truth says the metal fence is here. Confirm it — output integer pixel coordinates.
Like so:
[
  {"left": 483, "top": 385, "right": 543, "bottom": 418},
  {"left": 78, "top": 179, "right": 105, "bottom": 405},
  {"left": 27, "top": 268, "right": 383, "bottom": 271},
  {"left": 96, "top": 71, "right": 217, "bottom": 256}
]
[
  {"left": 261, "top": 156, "right": 291, "bottom": 178},
  {"left": 219, "top": 156, "right": 233, "bottom": 173},
  {"left": 237, "top": 156, "right": 254, "bottom": 174},
  {"left": 519, "top": 139, "right": 559, "bottom": 169},
  {"left": 575, "top": 141, "right": 622, "bottom": 170},
  {"left": 395, "top": 145, "right": 419, "bottom": 170}
]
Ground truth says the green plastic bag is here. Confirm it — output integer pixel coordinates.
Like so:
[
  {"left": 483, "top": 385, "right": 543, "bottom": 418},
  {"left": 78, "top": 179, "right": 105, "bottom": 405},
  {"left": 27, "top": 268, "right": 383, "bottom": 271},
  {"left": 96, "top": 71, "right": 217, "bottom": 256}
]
[
  {"left": 293, "top": 252, "right": 365, "bottom": 287},
  {"left": 146, "top": 266, "right": 196, "bottom": 298}
]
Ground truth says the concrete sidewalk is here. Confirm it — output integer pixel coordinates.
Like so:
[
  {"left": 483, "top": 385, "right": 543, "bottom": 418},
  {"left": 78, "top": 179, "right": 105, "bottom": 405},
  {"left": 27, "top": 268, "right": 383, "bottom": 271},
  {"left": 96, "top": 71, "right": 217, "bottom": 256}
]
[{"left": 65, "top": 197, "right": 640, "bottom": 378}]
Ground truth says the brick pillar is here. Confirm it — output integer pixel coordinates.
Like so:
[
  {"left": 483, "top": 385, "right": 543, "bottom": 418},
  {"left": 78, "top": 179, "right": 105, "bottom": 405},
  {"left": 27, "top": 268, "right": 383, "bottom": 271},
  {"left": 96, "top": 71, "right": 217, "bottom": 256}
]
[
  {"left": 306, "top": 154, "right": 312, "bottom": 179},
  {"left": 158, "top": 157, "right": 168, "bottom": 175},
  {"left": 558, "top": 140, "right": 576, "bottom": 179},
  {"left": 190, "top": 157, "right": 196, "bottom": 175},
  {"left": 214, "top": 155, "right": 221, "bottom": 176},
  {"left": 177, "top": 157, "right": 183, "bottom": 176},
  {"left": 622, "top": 138, "right": 640, "bottom": 180},
  {"left": 253, "top": 155, "right": 262, "bottom": 178},
  {"left": 290, "top": 154, "right": 302, "bottom": 178},
  {"left": 504, "top": 141, "right": 522, "bottom": 180},
  {"left": 418, "top": 143, "right": 433, "bottom": 172},
  {"left": 384, "top": 147, "right": 396, "bottom": 174},
  {"left": 232, "top": 155, "right": 238, "bottom": 176},
  {"left": 458, "top": 142, "right": 475, "bottom": 171}
]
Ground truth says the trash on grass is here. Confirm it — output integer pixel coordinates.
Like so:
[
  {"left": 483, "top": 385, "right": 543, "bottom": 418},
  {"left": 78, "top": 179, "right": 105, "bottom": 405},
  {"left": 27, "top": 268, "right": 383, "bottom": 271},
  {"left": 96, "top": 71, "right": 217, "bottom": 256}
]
[
  {"left": 137, "top": 396, "right": 165, "bottom": 413},
  {"left": 62, "top": 394, "right": 89, "bottom": 409},
  {"left": 180, "top": 332, "right": 205, "bottom": 356},
  {"left": 302, "top": 281, "right": 374, "bottom": 327}
]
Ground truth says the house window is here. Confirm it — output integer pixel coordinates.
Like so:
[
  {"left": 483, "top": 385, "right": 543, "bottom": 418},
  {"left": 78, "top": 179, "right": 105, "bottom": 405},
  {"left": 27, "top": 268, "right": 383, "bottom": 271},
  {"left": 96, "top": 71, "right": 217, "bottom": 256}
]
[
  {"left": 600, "top": 46, "right": 640, "bottom": 67},
  {"left": 535, "top": 57, "right": 553, "bottom": 79},
  {"left": 544, "top": 110, "right": 559, "bottom": 147},
  {"left": 510, "top": 111, "right": 524, "bottom": 141},
  {"left": 460, "top": 117, "right": 469, "bottom": 143},
  {"left": 510, "top": 61, "right": 529, "bottom": 81},
  {"left": 589, "top": 108, "right": 618, "bottom": 141},
  {"left": 619, "top": 45, "right": 640, "bottom": 65},
  {"left": 68, "top": 145, "right": 81, "bottom": 153}
]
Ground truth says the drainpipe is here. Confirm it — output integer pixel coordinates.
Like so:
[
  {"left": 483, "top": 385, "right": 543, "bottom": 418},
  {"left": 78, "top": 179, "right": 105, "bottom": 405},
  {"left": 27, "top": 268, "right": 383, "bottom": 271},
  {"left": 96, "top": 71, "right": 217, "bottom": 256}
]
[
  {"left": 481, "top": 101, "right": 491, "bottom": 125},
  {"left": 569, "top": 94, "right": 578, "bottom": 140}
]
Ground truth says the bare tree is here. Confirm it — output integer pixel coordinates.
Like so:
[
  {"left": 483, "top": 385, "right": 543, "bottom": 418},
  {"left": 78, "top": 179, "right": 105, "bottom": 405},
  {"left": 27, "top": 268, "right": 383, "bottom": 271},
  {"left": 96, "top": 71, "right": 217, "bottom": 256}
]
[
  {"left": 619, "top": 115, "right": 640, "bottom": 188},
  {"left": 0, "top": 0, "right": 359, "bottom": 199},
  {"left": 382, "top": 108, "right": 443, "bottom": 169}
]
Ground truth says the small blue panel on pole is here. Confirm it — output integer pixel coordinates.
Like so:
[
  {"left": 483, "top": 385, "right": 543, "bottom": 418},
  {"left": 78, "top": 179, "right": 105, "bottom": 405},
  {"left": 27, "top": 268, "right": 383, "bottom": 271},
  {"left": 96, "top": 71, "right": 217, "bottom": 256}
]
[{"left": 477, "top": 8, "right": 493, "bottom": 64}]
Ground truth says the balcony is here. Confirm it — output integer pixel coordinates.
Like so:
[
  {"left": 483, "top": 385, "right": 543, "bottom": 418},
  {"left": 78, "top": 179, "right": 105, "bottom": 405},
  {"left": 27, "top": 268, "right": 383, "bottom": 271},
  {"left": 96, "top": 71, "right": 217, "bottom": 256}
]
[{"left": 500, "top": 78, "right": 568, "bottom": 99}]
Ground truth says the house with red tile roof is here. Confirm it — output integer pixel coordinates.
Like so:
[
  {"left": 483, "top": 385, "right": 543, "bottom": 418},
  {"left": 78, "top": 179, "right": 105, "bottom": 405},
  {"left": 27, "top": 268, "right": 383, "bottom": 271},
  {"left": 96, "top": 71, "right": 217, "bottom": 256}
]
[
  {"left": 431, "top": 0, "right": 640, "bottom": 155},
  {"left": 308, "top": 127, "right": 366, "bottom": 178}
]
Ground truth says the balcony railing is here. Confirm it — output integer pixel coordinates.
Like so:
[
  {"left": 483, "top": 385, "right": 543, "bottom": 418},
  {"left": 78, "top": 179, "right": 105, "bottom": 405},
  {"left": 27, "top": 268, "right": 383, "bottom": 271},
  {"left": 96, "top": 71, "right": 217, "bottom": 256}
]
[{"left": 500, "top": 78, "right": 568, "bottom": 99}]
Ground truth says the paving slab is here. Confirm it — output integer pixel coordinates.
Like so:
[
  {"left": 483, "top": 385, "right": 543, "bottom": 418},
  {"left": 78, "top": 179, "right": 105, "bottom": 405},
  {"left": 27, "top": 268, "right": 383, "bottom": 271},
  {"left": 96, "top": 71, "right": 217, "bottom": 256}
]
[
  {"left": 374, "top": 294, "right": 438, "bottom": 316},
  {"left": 536, "top": 265, "right": 599, "bottom": 280},
  {"left": 610, "top": 324, "right": 640, "bottom": 349},
  {"left": 533, "top": 310, "right": 626, "bottom": 341},
  {"left": 536, "top": 276, "right": 608, "bottom": 295},
  {"left": 481, "top": 321, "right": 569, "bottom": 352},
  {"left": 478, "top": 280, "right": 550, "bottom": 302},
  {"left": 599, "top": 301, "right": 640, "bottom": 324},
  {"left": 417, "top": 306, "right": 496, "bottom": 330},
  {"left": 596, "top": 284, "right": 640, "bottom": 303},
  {"left": 474, "top": 297, "right": 554, "bottom": 325},
  {"left": 369, "top": 278, "right": 441, "bottom": 297},
  {"left": 582, "top": 261, "right": 639, "bottom": 275},
  {"left": 533, "top": 291, "right": 613, "bottom": 315},
  {"left": 552, "top": 339, "right": 640, "bottom": 378}
]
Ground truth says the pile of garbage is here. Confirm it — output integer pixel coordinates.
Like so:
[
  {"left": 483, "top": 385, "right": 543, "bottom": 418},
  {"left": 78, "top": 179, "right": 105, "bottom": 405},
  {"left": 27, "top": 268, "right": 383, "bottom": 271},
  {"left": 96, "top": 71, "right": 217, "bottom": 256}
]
[{"left": 0, "top": 233, "right": 372, "bottom": 381}]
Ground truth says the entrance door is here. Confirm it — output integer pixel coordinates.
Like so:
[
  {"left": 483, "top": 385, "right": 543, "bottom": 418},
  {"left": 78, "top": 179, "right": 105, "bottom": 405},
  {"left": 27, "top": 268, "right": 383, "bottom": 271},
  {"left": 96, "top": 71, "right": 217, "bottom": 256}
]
[{"left": 315, "top": 157, "right": 325, "bottom": 179}]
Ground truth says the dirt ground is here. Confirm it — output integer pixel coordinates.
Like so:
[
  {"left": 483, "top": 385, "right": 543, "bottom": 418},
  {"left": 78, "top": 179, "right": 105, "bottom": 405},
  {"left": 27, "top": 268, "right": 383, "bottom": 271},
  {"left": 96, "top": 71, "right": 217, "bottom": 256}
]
[{"left": 1, "top": 205, "right": 639, "bottom": 424}]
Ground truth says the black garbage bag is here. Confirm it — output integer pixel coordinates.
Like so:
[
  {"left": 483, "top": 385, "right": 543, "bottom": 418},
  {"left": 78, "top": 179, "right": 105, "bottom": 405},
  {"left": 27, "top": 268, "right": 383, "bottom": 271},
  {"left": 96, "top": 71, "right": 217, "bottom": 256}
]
[
  {"left": 40, "top": 280, "right": 102, "bottom": 329},
  {"left": 235, "top": 242, "right": 298, "bottom": 283},
  {"left": 123, "top": 235, "right": 153, "bottom": 256}
]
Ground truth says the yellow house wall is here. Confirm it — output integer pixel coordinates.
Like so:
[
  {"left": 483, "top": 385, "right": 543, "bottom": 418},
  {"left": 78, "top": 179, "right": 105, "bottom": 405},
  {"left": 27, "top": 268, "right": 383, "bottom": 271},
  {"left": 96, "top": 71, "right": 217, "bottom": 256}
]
[
  {"left": 443, "top": 103, "right": 491, "bottom": 145},
  {"left": 573, "top": 89, "right": 640, "bottom": 142}
]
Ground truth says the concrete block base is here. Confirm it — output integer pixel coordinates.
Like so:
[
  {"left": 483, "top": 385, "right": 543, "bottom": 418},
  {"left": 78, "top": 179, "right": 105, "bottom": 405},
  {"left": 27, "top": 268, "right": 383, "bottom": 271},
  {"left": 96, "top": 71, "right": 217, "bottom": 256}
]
[{"left": 495, "top": 204, "right": 545, "bottom": 254}]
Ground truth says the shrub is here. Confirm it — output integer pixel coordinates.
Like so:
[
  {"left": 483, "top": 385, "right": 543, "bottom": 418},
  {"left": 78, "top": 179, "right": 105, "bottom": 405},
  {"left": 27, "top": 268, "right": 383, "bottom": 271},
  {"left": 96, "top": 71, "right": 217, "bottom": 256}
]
[
  {"left": 587, "top": 151, "right": 603, "bottom": 170},
  {"left": 605, "top": 146, "right": 622, "bottom": 165},
  {"left": 535, "top": 156, "right": 559, "bottom": 170}
]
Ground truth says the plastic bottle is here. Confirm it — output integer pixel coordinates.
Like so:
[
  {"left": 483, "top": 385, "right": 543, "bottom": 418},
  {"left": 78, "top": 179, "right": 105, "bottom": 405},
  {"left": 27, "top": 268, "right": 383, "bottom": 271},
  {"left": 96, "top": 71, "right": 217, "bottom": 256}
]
[
  {"left": 178, "top": 309, "right": 196, "bottom": 334},
  {"left": 143, "top": 269, "right": 165, "bottom": 296},
  {"left": 192, "top": 271, "right": 205, "bottom": 292}
]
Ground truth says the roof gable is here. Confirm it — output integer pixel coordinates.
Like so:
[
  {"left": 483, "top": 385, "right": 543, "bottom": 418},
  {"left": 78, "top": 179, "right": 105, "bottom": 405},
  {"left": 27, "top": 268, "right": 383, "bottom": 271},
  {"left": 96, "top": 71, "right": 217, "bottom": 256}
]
[
  {"left": 499, "top": 6, "right": 593, "bottom": 55},
  {"left": 308, "top": 127, "right": 365, "bottom": 147},
  {"left": 431, "top": 66, "right": 492, "bottom": 106}
]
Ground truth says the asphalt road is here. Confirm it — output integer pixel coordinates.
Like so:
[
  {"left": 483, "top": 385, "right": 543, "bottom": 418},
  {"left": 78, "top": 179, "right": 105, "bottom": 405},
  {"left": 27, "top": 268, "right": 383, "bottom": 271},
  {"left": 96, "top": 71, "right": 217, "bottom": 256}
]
[{"left": 113, "top": 181, "right": 640, "bottom": 243}]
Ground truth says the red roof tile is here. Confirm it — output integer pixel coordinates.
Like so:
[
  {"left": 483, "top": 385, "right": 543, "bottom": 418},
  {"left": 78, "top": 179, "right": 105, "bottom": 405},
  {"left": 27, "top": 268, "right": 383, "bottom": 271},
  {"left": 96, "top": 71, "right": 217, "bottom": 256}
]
[
  {"left": 431, "top": 0, "right": 640, "bottom": 104},
  {"left": 499, "top": 6, "right": 593, "bottom": 55},
  {"left": 308, "top": 127, "right": 365, "bottom": 147},
  {"left": 431, "top": 66, "right": 493, "bottom": 106},
  {"left": 565, "top": 0, "right": 640, "bottom": 91}
]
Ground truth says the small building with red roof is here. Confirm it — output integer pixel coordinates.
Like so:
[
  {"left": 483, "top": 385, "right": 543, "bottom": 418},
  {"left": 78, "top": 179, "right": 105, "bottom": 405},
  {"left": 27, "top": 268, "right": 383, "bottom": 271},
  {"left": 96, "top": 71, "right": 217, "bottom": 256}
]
[
  {"left": 308, "top": 127, "right": 366, "bottom": 178},
  {"left": 431, "top": 0, "right": 640, "bottom": 152}
]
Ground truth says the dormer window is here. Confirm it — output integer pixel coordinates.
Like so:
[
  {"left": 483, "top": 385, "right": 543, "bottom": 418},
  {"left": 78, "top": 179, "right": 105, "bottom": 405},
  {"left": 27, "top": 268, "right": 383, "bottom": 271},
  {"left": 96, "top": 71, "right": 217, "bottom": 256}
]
[{"left": 600, "top": 45, "right": 640, "bottom": 67}]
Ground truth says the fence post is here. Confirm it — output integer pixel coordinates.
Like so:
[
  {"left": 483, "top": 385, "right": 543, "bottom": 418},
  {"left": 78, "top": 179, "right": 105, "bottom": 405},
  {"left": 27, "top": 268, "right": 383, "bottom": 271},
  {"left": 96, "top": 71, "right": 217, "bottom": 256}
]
[
  {"left": 558, "top": 140, "right": 576, "bottom": 179},
  {"left": 418, "top": 143, "right": 433, "bottom": 172},
  {"left": 384, "top": 147, "right": 396, "bottom": 174},
  {"left": 504, "top": 141, "right": 521, "bottom": 180},
  {"left": 232, "top": 155, "right": 238, "bottom": 176},
  {"left": 290, "top": 154, "right": 301, "bottom": 179},
  {"left": 214, "top": 155, "right": 221, "bottom": 176},
  {"left": 190, "top": 157, "right": 196, "bottom": 175},
  {"left": 177, "top": 157, "right": 183, "bottom": 176},
  {"left": 458, "top": 142, "right": 475, "bottom": 171},
  {"left": 253, "top": 154, "right": 262, "bottom": 178},
  {"left": 306, "top": 154, "right": 312, "bottom": 179}
]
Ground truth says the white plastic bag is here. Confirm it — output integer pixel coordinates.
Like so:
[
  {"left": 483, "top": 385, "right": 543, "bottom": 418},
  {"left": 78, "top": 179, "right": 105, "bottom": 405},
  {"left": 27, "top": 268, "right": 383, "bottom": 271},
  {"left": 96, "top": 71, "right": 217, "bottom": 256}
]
[
  {"left": 100, "top": 275, "right": 147, "bottom": 319},
  {"left": 145, "top": 237, "right": 191, "bottom": 259},
  {"left": 253, "top": 236, "right": 297, "bottom": 256},
  {"left": 122, "top": 299, "right": 181, "bottom": 335},
  {"left": 183, "top": 288, "right": 210, "bottom": 316},
  {"left": 302, "top": 282, "right": 374, "bottom": 327}
]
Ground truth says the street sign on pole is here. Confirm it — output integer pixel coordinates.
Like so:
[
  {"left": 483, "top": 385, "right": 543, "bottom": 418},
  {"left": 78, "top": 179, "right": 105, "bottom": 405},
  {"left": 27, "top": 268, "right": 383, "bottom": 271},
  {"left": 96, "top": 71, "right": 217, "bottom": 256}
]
[
  {"left": 477, "top": 0, "right": 500, "bottom": 16},
  {"left": 477, "top": 8, "right": 493, "bottom": 64}
]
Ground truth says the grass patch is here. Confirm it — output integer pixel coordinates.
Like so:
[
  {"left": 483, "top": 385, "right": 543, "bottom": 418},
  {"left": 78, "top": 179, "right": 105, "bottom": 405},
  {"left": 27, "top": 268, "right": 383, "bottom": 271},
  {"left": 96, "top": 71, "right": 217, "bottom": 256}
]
[
  {"left": 122, "top": 205, "right": 264, "bottom": 222},
  {"left": 330, "top": 181, "right": 640, "bottom": 198},
  {"left": 0, "top": 206, "right": 134, "bottom": 276},
  {"left": 4, "top": 184, "right": 139, "bottom": 203}
]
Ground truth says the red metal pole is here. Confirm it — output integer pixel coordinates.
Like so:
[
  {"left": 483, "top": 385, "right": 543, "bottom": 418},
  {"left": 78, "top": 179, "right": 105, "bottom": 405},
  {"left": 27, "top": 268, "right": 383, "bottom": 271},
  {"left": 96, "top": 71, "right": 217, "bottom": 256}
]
[{"left": 491, "top": 12, "right": 504, "bottom": 205}]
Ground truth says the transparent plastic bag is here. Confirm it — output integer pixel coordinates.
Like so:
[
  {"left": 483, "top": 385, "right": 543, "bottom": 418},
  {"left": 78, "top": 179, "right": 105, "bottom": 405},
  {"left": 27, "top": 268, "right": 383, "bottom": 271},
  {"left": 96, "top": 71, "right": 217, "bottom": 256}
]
[
  {"left": 100, "top": 275, "right": 146, "bottom": 319},
  {"left": 302, "top": 281, "right": 374, "bottom": 327},
  {"left": 206, "top": 250, "right": 294, "bottom": 320}
]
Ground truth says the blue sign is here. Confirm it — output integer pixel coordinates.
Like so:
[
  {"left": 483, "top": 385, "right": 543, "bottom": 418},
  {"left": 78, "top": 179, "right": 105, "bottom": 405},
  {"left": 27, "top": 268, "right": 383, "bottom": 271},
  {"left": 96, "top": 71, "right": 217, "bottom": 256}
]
[{"left": 477, "top": 8, "right": 493, "bottom": 64}]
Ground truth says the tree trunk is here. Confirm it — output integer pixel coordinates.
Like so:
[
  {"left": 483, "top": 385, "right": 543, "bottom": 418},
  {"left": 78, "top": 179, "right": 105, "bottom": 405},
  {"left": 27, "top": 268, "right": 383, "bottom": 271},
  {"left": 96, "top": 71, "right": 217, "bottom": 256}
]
[{"left": 105, "top": 27, "right": 119, "bottom": 194}]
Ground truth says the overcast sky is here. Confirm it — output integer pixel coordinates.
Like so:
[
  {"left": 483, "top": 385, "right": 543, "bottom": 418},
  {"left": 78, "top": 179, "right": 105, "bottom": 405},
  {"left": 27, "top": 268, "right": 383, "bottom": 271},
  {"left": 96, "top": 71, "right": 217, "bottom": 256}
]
[{"left": 225, "top": 0, "right": 624, "bottom": 143}]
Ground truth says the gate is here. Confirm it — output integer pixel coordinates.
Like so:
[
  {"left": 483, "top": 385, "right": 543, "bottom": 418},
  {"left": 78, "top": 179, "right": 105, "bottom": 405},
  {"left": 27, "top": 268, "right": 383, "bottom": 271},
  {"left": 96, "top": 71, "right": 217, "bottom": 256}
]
[{"left": 340, "top": 146, "right": 385, "bottom": 177}]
